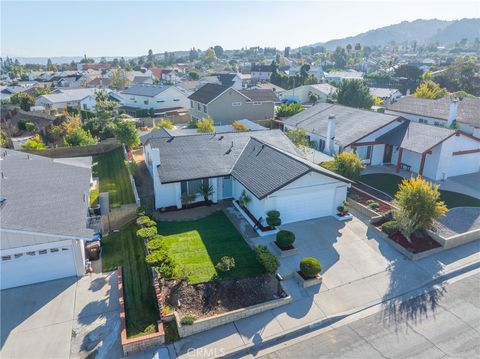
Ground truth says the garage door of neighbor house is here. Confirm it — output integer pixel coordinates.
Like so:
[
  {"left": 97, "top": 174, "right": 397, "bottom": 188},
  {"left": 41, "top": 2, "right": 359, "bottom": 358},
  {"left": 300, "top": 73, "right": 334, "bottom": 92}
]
[
  {"left": 447, "top": 153, "right": 480, "bottom": 177},
  {"left": 0, "top": 244, "right": 77, "bottom": 290},
  {"left": 275, "top": 188, "right": 335, "bottom": 224}
]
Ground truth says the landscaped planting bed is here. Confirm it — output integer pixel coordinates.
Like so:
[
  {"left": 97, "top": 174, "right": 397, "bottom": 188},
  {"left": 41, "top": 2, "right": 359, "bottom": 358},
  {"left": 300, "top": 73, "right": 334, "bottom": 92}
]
[{"left": 349, "top": 187, "right": 392, "bottom": 214}]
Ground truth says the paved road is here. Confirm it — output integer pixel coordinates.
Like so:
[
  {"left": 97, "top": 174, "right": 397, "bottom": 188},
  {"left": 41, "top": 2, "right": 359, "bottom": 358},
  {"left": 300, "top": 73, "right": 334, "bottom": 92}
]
[{"left": 258, "top": 273, "right": 480, "bottom": 359}]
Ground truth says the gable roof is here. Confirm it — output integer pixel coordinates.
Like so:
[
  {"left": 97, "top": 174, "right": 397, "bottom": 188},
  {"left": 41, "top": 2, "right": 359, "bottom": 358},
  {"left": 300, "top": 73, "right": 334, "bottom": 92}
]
[
  {"left": 238, "top": 89, "right": 279, "bottom": 102},
  {"left": 284, "top": 103, "right": 400, "bottom": 147},
  {"left": 188, "top": 83, "right": 230, "bottom": 104},
  {"left": 0, "top": 149, "right": 94, "bottom": 238},
  {"left": 146, "top": 130, "right": 350, "bottom": 199},
  {"left": 121, "top": 84, "right": 171, "bottom": 97},
  {"left": 215, "top": 73, "right": 237, "bottom": 86},
  {"left": 386, "top": 96, "right": 480, "bottom": 128},
  {"left": 38, "top": 88, "right": 98, "bottom": 103},
  {"left": 376, "top": 120, "right": 455, "bottom": 154}
]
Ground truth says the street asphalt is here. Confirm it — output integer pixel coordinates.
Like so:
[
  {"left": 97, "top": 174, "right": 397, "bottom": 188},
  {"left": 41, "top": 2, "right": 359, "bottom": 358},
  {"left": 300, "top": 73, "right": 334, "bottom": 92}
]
[{"left": 257, "top": 272, "right": 480, "bottom": 359}]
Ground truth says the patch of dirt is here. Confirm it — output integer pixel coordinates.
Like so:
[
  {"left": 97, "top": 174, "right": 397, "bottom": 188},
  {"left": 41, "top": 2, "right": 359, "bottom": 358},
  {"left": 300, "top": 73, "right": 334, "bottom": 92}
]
[
  {"left": 159, "top": 275, "right": 286, "bottom": 319},
  {"left": 349, "top": 188, "right": 392, "bottom": 214}
]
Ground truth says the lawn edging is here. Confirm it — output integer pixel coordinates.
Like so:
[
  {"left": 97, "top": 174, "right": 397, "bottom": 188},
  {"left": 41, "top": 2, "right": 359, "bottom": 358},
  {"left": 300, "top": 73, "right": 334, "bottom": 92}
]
[
  {"left": 426, "top": 228, "right": 480, "bottom": 249},
  {"left": 348, "top": 199, "right": 380, "bottom": 220},
  {"left": 117, "top": 267, "right": 165, "bottom": 356},
  {"left": 174, "top": 281, "right": 292, "bottom": 338},
  {"left": 233, "top": 200, "right": 279, "bottom": 237}
]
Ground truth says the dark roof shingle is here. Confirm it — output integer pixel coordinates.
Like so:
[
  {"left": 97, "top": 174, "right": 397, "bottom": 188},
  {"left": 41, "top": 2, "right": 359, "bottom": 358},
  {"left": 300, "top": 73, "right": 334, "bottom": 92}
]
[
  {"left": 188, "top": 83, "right": 230, "bottom": 104},
  {"left": 239, "top": 89, "right": 279, "bottom": 102}
]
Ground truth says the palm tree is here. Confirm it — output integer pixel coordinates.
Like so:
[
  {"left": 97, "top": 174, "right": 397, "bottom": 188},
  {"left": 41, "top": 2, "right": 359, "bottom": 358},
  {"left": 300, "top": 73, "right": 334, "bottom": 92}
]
[{"left": 200, "top": 184, "right": 215, "bottom": 202}]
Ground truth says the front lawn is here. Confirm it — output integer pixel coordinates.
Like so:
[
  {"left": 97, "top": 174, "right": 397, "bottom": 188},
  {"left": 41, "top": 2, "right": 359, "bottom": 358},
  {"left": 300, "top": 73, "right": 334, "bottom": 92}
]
[
  {"left": 93, "top": 147, "right": 135, "bottom": 209},
  {"left": 158, "top": 211, "right": 265, "bottom": 284},
  {"left": 359, "top": 174, "right": 480, "bottom": 209},
  {"left": 102, "top": 222, "right": 158, "bottom": 338}
]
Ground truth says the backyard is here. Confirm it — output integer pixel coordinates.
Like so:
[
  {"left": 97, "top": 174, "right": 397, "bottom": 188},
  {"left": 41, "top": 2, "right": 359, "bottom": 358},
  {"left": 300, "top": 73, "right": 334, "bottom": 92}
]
[
  {"left": 102, "top": 222, "right": 159, "bottom": 338},
  {"left": 158, "top": 211, "right": 265, "bottom": 284},
  {"left": 93, "top": 147, "right": 135, "bottom": 209},
  {"left": 359, "top": 174, "right": 480, "bottom": 209}
]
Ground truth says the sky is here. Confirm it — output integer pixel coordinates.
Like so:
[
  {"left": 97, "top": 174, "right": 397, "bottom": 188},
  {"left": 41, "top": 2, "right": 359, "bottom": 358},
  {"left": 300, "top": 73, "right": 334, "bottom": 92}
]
[{"left": 1, "top": 0, "right": 479, "bottom": 58}]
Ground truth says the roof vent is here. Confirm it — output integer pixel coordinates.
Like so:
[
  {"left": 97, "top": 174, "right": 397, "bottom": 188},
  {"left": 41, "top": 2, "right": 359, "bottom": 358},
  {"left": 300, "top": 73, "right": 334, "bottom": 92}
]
[
  {"left": 0, "top": 197, "right": 6, "bottom": 208},
  {"left": 218, "top": 136, "right": 224, "bottom": 141},
  {"left": 226, "top": 141, "right": 234, "bottom": 154}
]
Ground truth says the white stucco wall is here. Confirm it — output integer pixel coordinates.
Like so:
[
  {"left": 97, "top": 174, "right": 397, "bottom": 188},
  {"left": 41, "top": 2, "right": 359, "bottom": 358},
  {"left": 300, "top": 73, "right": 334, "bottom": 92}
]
[{"left": 121, "top": 87, "right": 189, "bottom": 110}]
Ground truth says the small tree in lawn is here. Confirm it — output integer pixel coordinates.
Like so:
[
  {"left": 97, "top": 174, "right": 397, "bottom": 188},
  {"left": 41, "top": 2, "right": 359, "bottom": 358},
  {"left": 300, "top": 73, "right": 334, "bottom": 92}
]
[
  {"left": 196, "top": 117, "right": 215, "bottom": 133},
  {"left": 321, "top": 152, "right": 365, "bottom": 180},
  {"left": 335, "top": 79, "right": 374, "bottom": 109},
  {"left": 113, "top": 120, "right": 140, "bottom": 149},
  {"left": 393, "top": 176, "right": 447, "bottom": 240},
  {"left": 21, "top": 134, "right": 47, "bottom": 150}
]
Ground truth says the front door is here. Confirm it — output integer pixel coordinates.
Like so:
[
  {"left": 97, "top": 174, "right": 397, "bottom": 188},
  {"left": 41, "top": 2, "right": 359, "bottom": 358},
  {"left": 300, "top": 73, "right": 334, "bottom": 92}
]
[
  {"left": 383, "top": 144, "right": 393, "bottom": 164},
  {"left": 222, "top": 176, "right": 233, "bottom": 199}
]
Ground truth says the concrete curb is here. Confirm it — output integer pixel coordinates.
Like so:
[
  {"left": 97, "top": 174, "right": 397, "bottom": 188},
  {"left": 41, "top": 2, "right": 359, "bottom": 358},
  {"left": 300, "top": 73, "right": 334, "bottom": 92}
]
[{"left": 220, "top": 259, "right": 480, "bottom": 359}]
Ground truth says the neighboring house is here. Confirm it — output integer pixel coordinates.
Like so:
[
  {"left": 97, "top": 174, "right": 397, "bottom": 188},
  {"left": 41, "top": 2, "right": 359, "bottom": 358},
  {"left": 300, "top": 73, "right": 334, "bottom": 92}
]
[
  {"left": 77, "top": 63, "right": 111, "bottom": 71},
  {"left": 386, "top": 96, "right": 480, "bottom": 137},
  {"left": 253, "top": 82, "right": 286, "bottom": 93},
  {"left": 250, "top": 64, "right": 272, "bottom": 82},
  {"left": 143, "top": 129, "right": 351, "bottom": 225},
  {"left": 0, "top": 150, "right": 95, "bottom": 289},
  {"left": 161, "top": 69, "right": 182, "bottom": 83},
  {"left": 277, "top": 83, "right": 337, "bottom": 104},
  {"left": 369, "top": 87, "right": 402, "bottom": 105},
  {"left": 86, "top": 77, "right": 113, "bottom": 89},
  {"left": 214, "top": 73, "right": 249, "bottom": 90},
  {"left": 188, "top": 84, "right": 278, "bottom": 124},
  {"left": 1, "top": 105, "right": 56, "bottom": 137},
  {"left": 35, "top": 88, "right": 101, "bottom": 110},
  {"left": 119, "top": 84, "right": 189, "bottom": 115},
  {"left": 325, "top": 70, "right": 364, "bottom": 83},
  {"left": 283, "top": 103, "right": 480, "bottom": 180},
  {"left": 132, "top": 76, "right": 154, "bottom": 85}
]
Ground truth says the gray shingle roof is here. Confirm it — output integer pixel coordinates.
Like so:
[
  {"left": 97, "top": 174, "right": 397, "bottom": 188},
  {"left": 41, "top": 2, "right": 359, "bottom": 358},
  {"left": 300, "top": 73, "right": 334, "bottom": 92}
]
[
  {"left": 284, "top": 103, "right": 400, "bottom": 147},
  {"left": 376, "top": 120, "right": 454, "bottom": 153},
  {"left": 188, "top": 83, "right": 230, "bottom": 104},
  {"left": 386, "top": 96, "right": 480, "bottom": 128},
  {"left": 238, "top": 89, "right": 279, "bottom": 102},
  {"left": 0, "top": 150, "right": 94, "bottom": 239},
  {"left": 147, "top": 130, "right": 350, "bottom": 199},
  {"left": 121, "top": 84, "right": 170, "bottom": 97}
]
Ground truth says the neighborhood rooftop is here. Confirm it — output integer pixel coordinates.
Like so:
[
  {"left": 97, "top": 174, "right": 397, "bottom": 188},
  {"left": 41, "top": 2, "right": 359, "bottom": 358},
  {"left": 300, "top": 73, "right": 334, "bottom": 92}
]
[
  {"left": 121, "top": 84, "right": 172, "bottom": 97},
  {"left": 284, "top": 103, "right": 401, "bottom": 146},
  {"left": 0, "top": 149, "right": 94, "bottom": 238},
  {"left": 188, "top": 83, "right": 230, "bottom": 104},
  {"left": 39, "top": 88, "right": 98, "bottom": 103}
]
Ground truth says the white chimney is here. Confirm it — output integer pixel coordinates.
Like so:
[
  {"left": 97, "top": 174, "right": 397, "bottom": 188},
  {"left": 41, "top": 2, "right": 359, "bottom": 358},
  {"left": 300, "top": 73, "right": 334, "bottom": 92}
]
[
  {"left": 447, "top": 97, "right": 458, "bottom": 127},
  {"left": 325, "top": 114, "right": 336, "bottom": 155},
  {"left": 406, "top": 89, "right": 411, "bottom": 96}
]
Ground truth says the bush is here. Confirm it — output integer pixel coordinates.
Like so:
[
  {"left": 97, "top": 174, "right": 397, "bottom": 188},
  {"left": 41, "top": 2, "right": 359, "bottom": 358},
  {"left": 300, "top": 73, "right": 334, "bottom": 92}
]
[
  {"left": 136, "top": 205, "right": 152, "bottom": 218},
  {"left": 145, "top": 249, "right": 169, "bottom": 266},
  {"left": 197, "top": 117, "right": 215, "bottom": 133},
  {"left": 256, "top": 245, "right": 280, "bottom": 274},
  {"left": 366, "top": 200, "right": 380, "bottom": 211},
  {"left": 24, "top": 121, "right": 37, "bottom": 133},
  {"left": 158, "top": 259, "right": 176, "bottom": 278},
  {"left": 136, "top": 216, "right": 156, "bottom": 228},
  {"left": 321, "top": 152, "right": 365, "bottom": 180},
  {"left": 337, "top": 200, "right": 349, "bottom": 214},
  {"left": 136, "top": 226, "right": 158, "bottom": 240},
  {"left": 266, "top": 210, "right": 280, "bottom": 218},
  {"left": 156, "top": 118, "right": 174, "bottom": 129},
  {"left": 382, "top": 210, "right": 394, "bottom": 222},
  {"left": 300, "top": 257, "right": 322, "bottom": 278},
  {"left": 276, "top": 102, "right": 304, "bottom": 117},
  {"left": 266, "top": 210, "right": 281, "bottom": 228},
  {"left": 275, "top": 230, "right": 295, "bottom": 248},
  {"left": 215, "top": 256, "right": 236, "bottom": 272},
  {"left": 180, "top": 316, "right": 197, "bottom": 325},
  {"left": 381, "top": 220, "right": 399, "bottom": 236},
  {"left": 146, "top": 236, "right": 165, "bottom": 251},
  {"left": 232, "top": 120, "right": 248, "bottom": 131}
]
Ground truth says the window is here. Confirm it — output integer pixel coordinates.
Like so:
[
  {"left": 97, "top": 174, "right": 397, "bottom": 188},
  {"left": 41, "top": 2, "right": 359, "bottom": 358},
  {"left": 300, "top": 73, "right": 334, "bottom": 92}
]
[
  {"left": 203, "top": 105, "right": 207, "bottom": 113},
  {"left": 366, "top": 145, "right": 372, "bottom": 160},
  {"left": 253, "top": 101, "right": 262, "bottom": 105},
  {"left": 434, "top": 121, "right": 443, "bottom": 127},
  {"left": 318, "top": 139, "right": 326, "bottom": 151},
  {"left": 197, "top": 103, "right": 201, "bottom": 110},
  {"left": 14, "top": 253, "right": 23, "bottom": 259},
  {"left": 232, "top": 102, "right": 241, "bottom": 107},
  {"left": 130, "top": 97, "right": 135, "bottom": 101},
  {"left": 180, "top": 179, "right": 205, "bottom": 195},
  {"left": 26, "top": 251, "right": 36, "bottom": 256},
  {"left": 61, "top": 247, "right": 70, "bottom": 251},
  {"left": 190, "top": 100, "right": 194, "bottom": 108},
  {"left": 419, "top": 118, "right": 428, "bottom": 124},
  {"left": 157, "top": 100, "right": 165, "bottom": 103},
  {"left": 50, "top": 248, "right": 59, "bottom": 253},
  {"left": 144, "top": 100, "right": 149, "bottom": 105},
  {"left": 173, "top": 98, "right": 180, "bottom": 102},
  {"left": 39, "top": 250, "right": 47, "bottom": 255},
  {"left": 355, "top": 146, "right": 372, "bottom": 160},
  {"left": 2, "top": 255, "right": 11, "bottom": 261}
]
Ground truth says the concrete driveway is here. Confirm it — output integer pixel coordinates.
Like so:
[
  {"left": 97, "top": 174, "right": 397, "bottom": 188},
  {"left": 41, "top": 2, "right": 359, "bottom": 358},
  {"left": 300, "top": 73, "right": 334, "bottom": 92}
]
[{"left": 0, "top": 272, "right": 122, "bottom": 359}]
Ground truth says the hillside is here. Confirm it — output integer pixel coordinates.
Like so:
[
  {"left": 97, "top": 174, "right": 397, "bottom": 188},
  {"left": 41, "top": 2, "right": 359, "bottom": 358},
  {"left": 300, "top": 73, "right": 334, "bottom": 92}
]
[{"left": 306, "top": 18, "right": 480, "bottom": 50}]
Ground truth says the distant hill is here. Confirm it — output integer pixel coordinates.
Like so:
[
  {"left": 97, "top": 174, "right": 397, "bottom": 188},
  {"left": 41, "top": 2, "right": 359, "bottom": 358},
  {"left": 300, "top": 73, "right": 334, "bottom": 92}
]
[{"left": 305, "top": 18, "right": 480, "bottom": 50}]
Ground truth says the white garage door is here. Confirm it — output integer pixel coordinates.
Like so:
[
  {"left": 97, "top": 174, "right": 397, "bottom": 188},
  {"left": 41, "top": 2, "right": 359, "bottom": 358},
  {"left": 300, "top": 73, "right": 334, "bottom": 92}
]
[
  {"left": 275, "top": 188, "right": 335, "bottom": 224},
  {"left": 447, "top": 153, "right": 480, "bottom": 177},
  {"left": 0, "top": 244, "right": 77, "bottom": 290}
]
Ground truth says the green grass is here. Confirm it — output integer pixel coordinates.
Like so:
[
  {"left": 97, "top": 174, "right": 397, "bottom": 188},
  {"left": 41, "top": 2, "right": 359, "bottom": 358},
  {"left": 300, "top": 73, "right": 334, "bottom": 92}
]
[
  {"left": 102, "top": 222, "right": 159, "bottom": 338},
  {"left": 158, "top": 211, "right": 265, "bottom": 284},
  {"left": 360, "top": 174, "right": 480, "bottom": 209},
  {"left": 93, "top": 147, "right": 135, "bottom": 209}
]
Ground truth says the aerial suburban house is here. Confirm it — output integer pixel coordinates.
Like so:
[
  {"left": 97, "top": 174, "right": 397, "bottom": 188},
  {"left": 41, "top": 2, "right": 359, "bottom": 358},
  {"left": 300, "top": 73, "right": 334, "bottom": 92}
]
[
  {"left": 35, "top": 88, "right": 101, "bottom": 110},
  {"left": 283, "top": 102, "right": 480, "bottom": 180},
  {"left": 277, "top": 83, "right": 337, "bottom": 104},
  {"left": 0, "top": 150, "right": 95, "bottom": 289},
  {"left": 188, "top": 83, "right": 278, "bottom": 124},
  {"left": 250, "top": 64, "right": 272, "bottom": 82},
  {"left": 369, "top": 87, "right": 402, "bottom": 105},
  {"left": 143, "top": 129, "right": 351, "bottom": 225},
  {"left": 386, "top": 96, "right": 480, "bottom": 137},
  {"left": 324, "top": 70, "right": 364, "bottom": 83},
  {"left": 119, "top": 84, "right": 189, "bottom": 116}
]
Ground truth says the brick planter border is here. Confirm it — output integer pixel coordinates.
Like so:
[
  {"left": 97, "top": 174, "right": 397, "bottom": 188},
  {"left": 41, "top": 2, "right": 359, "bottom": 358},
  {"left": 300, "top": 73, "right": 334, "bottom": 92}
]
[
  {"left": 272, "top": 242, "right": 298, "bottom": 257},
  {"left": 117, "top": 267, "right": 165, "bottom": 356}
]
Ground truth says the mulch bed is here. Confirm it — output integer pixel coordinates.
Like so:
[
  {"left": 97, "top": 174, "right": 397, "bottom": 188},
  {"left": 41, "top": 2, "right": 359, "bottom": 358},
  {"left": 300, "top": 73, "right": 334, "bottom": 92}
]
[
  {"left": 275, "top": 242, "right": 294, "bottom": 251},
  {"left": 297, "top": 271, "right": 320, "bottom": 280},
  {"left": 349, "top": 188, "right": 392, "bottom": 214},
  {"left": 236, "top": 201, "right": 274, "bottom": 232},
  {"left": 159, "top": 200, "right": 213, "bottom": 212},
  {"left": 159, "top": 275, "right": 286, "bottom": 319}
]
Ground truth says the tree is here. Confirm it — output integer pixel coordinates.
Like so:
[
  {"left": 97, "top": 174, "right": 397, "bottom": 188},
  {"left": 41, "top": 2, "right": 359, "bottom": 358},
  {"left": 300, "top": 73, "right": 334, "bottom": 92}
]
[
  {"left": 321, "top": 152, "right": 365, "bottom": 180},
  {"left": 414, "top": 80, "right": 448, "bottom": 100},
  {"left": 189, "top": 47, "right": 198, "bottom": 62},
  {"left": 196, "top": 117, "right": 215, "bottom": 133},
  {"left": 434, "top": 59, "right": 480, "bottom": 97},
  {"left": 21, "top": 135, "right": 47, "bottom": 150},
  {"left": 110, "top": 69, "right": 130, "bottom": 90},
  {"left": 284, "top": 46, "right": 291, "bottom": 57},
  {"left": 156, "top": 118, "right": 174, "bottom": 129},
  {"left": 32, "top": 87, "right": 52, "bottom": 97},
  {"left": 393, "top": 176, "right": 447, "bottom": 239},
  {"left": 335, "top": 80, "right": 374, "bottom": 109},
  {"left": 354, "top": 43, "right": 362, "bottom": 51},
  {"left": 346, "top": 44, "right": 352, "bottom": 54},
  {"left": 202, "top": 48, "right": 217, "bottom": 64},
  {"left": 332, "top": 47, "right": 347, "bottom": 69},
  {"left": 213, "top": 45, "right": 224, "bottom": 58},
  {"left": 188, "top": 71, "right": 200, "bottom": 80},
  {"left": 286, "top": 127, "right": 310, "bottom": 148},
  {"left": 113, "top": 120, "right": 140, "bottom": 149},
  {"left": 10, "top": 92, "right": 35, "bottom": 111},
  {"left": 64, "top": 127, "right": 97, "bottom": 147},
  {"left": 276, "top": 103, "right": 304, "bottom": 117},
  {"left": 299, "top": 63, "right": 311, "bottom": 84},
  {"left": 84, "top": 90, "right": 117, "bottom": 138},
  {"left": 147, "top": 49, "right": 154, "bottom": 63},
  {"left": 394, "top": 64, "right": 423, "bottom": 94}
]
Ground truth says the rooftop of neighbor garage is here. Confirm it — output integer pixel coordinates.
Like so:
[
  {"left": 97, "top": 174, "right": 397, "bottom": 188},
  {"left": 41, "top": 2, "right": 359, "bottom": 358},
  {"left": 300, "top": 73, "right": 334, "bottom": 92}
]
[{"left": 0, "top": 149, "right": 95, "bottom": 239}]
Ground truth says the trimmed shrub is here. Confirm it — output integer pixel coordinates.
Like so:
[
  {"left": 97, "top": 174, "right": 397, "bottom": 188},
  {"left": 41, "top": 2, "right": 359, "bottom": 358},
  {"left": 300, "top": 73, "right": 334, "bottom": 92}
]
[
  {"left": 136, "top": 226, "right": 158, "bottom": 240},
  {"left": 266, "top": 210, "right": 280, "bottom": 218},
  {"left": 146, "top": 236, "right": 165, "bottom": 251},
  {"left": 136, "top": 216, "right": 156, "bottom": 228},
  {"left": 266, "top": 210, "right": 282, "bottom": 228},
  {"left": 255, "top": 245, "right": 280, "bottom": 274},
  {"left": 157, "top": 259, "right": 176, "bottom": 278},
  {"left": 145, "top": 249, "right": 169, "bottom": 266},
  {"left": 275, "top": 230, "right": 295, "bottom": 249},
  {"left": 381, "top": 220, "right": 399, "bottom": 236},
  {"left": 180, "top": 316, "right": 197, "bottom": 325},
  {"left": 300, "top": 257, "right": 322, "bottom": 278},
  {"left": 382, "top": 210, "right": 394, "bottom": 222},
  {"left": 215, "top": 256, "right": 236, "bottom": 272},
  {"left": 366, "top": 200, "right": 380, "bottom": 211}
]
